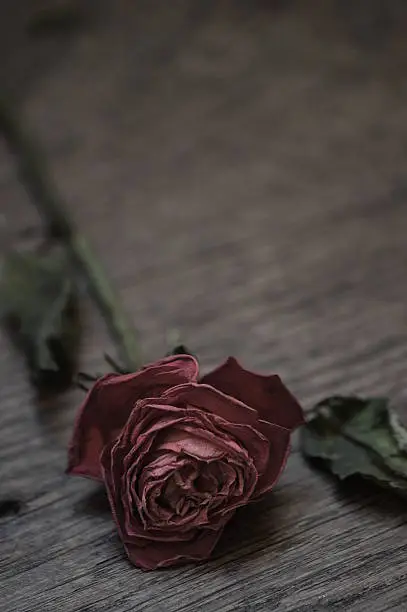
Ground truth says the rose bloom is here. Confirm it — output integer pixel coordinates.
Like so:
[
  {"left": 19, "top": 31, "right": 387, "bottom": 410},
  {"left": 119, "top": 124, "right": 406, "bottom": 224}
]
[{"left": 68, "top": 355, "right": 303, "bottom": 570}]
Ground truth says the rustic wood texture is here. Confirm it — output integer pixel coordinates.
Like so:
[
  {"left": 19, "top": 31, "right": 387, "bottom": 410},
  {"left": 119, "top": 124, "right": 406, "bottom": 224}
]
[{"left": 1, "top": 1, "right": 407, "bottom": 610}]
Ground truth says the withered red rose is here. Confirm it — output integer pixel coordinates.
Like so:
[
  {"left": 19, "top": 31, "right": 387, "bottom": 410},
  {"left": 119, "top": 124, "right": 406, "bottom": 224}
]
[{"left": 67, "top": 355, "right": 303, "bottom": 570}]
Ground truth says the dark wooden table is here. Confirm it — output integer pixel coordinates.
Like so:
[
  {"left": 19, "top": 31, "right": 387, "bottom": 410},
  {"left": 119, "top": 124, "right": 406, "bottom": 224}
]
[{"left": 1, "top": 1, "right": 407, "bottom": 610}]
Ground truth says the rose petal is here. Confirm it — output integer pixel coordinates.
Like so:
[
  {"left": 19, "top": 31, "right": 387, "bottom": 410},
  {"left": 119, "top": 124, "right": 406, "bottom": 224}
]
[
  {"left": 139, "top": 453, "right": 189, "bottom": 490},
  {"left": 123, "top": 527, "right": 225, "bottom": 570},
  {"left": 158, "top": 428, "right": 225, "bottom": 461},
  {"left": 144, "top": 388, "right": 271, "bottom": 477},
  {"left": 124, "top": 398, "right": 250, "bottom": 464},
  {"left": 67, "top": 355, "right": 199, "bottom": 480},
  {"left": 103, "top": 441, "right": 200, "bottom": 542},
  {"left": 100, "top": 441, "right": 128, "bottom": 540},
  {"left": 201, "top": 357, "right": 304, "bottom": 430},
  {"left": 253, "top": 420, "right": 291, "bottom": 496},
  {"left": 218, "top": 421, "right": 269, "bottom": 476},
  {"left": 161, "top": 382, "right": 259, "bottom": 427}
]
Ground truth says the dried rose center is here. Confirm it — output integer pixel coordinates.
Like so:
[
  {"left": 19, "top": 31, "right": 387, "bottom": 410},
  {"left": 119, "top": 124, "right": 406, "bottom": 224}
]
[
  {"left": 135, "top": 422, "right": 258, "bottom": 528},
  {"left": 145, "top": 458, "right": 245, "bottom": 525}
]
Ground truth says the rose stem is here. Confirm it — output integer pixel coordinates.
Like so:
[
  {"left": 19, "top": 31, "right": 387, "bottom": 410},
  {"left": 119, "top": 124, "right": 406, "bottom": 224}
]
[{"left": 0, "top": 97, "right": 142, "bottom": 372}]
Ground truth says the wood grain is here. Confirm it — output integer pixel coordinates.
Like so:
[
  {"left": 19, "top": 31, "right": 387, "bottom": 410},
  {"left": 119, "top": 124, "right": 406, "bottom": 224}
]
[{"left": 1, "top": 1, "right": 407, "bottom": 610}]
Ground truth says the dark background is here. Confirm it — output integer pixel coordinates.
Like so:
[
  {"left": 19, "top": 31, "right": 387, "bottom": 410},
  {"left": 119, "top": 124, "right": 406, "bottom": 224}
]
[{"left": 1, "top": 2, "right": 407, "bottom": 610}]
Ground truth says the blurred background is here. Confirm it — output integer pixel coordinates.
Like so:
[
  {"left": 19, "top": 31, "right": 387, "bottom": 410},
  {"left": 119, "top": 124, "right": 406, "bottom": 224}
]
[{"left": 2, "top": 0, "right": 407, "bottom": 411}]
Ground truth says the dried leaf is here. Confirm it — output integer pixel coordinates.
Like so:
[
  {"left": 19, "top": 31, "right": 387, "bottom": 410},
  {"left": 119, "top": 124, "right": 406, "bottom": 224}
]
[
  {"left": 300, "top": 395, "right": 407, "bottom": 498},
  {"left": 0, "top": 250, "right": 80, "bottom": 389}
]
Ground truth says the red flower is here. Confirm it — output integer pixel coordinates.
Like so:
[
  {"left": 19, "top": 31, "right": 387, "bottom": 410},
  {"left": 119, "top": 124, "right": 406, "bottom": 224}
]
[{"left": 68, "top": 355, "right": 303, "bottom": 570}]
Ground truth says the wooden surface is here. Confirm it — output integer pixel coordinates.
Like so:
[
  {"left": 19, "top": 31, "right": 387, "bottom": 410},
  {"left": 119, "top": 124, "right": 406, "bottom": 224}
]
[{"left": 1, "top": 1, "right": 407, "bottom": 610}]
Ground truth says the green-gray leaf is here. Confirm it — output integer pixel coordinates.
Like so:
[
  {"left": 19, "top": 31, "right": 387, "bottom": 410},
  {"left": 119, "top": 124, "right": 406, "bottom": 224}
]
[
  {"left": 300, "top": 395, "right": 407, "bottom": 498},
  {"left": 0, "top": 250, "right": 80, "bottom": 389}
]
